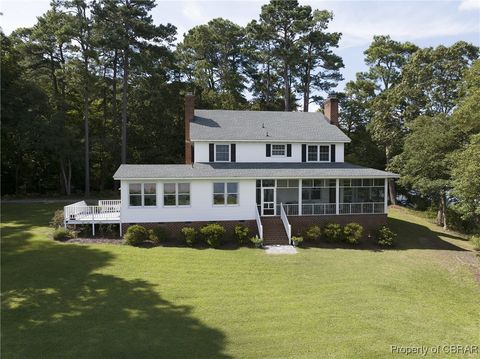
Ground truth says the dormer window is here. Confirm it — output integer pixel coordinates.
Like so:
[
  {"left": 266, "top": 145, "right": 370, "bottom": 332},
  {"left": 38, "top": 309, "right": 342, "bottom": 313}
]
[
  {"left": 307, "top": 145, "right": 330, "bottom": 162},
  {"left": 271, "top": 144, "right": 286, "bottom": 157},
  {"left": 215, "top": 144, "right": 230, "bottom": 162}
]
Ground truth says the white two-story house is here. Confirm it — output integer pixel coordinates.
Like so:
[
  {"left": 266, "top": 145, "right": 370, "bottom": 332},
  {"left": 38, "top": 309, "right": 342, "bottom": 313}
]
[
  {"left": 114, "top": 94, "right": 397, "bottom": 243},
  {"left": 65, "top": 94, "right": 398, "bottom": 244}
]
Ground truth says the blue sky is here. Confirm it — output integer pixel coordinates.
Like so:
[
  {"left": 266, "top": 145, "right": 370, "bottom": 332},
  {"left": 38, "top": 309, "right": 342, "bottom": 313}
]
[{"left": 1, "top": 0, "right": 479, "bottom": 104}]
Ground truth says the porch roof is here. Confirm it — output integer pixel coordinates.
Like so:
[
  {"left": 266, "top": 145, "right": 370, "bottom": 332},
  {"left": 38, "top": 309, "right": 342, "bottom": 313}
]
[{"left": 113, "top": 162, "right": 399, "bottom": 180}]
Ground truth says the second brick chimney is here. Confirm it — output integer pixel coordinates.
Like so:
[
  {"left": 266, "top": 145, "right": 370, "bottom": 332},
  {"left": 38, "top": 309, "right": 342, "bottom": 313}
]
[
  {"left": 324, "top": 96, "right": 339, "bottom": 126},
  {"left": 184, "top": 93, "right": 195, "bottom": 164}
]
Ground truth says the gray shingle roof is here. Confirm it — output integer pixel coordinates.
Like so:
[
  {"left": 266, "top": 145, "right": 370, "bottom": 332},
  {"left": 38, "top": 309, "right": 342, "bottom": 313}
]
[
  {"left": 190, "top": 110, "right": 351, "bottom": 142},
  {"left": 114, "top": 162, "right": 398, "bottom": 180}
]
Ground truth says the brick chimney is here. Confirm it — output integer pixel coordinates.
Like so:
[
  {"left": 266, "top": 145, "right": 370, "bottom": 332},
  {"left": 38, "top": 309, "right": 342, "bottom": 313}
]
[
  {"left": 324, "top": 96, "right": 339, "bottom": 126},
  {"left": 184, "top": 93, "right": 195, "bottom": 164}
]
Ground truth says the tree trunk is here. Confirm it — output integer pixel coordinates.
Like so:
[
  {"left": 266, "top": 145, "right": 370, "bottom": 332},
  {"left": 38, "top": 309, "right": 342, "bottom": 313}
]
[
  {"left": 388, "top": 179, "right": 397, "bottom": 205},
  {"left": 283, "top": 63, "right": 290, "bottom": 111},
  {"left": 436, "top": 192, "right": 448, "bottom": 229},
  {"left": 121, "top": 48, "right": 128, "bottom": 164},
  {"left": 385, "top": 146, "right": 396, "bottom": 205},
  {"left": 60, "top": 159, "right": 72, "bottom": 196},
  {"left": 83, "top": 58, "right": 90, "bottom": 197}
]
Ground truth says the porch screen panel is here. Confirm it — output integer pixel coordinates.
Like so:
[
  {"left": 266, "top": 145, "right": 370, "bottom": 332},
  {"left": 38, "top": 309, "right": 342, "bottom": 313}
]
[
  {"left": 277, "top": 179, "right": 299, "bottom": 215},
  {"left": 340, "top": 178, "right": 385, "bottom": 214},
  {"left": 301, "top": 179, "right": 336, "bottom": 215}
]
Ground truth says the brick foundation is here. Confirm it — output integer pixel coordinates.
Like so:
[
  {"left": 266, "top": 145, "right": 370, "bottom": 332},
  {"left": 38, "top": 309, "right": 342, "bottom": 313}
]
[
  {"left": 121, "top": 214, "right": 386, "bottom": 239},
  {"left": 288, "top": 214, "right": 387, "bottom": 237},
  {"left": 122, "top": 220, "right": 258, "bottom": 240}
]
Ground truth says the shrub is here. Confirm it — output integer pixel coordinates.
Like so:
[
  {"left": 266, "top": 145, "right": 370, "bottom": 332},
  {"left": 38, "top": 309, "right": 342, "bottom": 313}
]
[
  {"left": 250, "top": 235, "right": 263, "bottom": 248},
  {"left": 375, "top": 226, "right": 397, "bottom": 247},
  {"left": 50, "top": 210, "right": 64, "bottom": 228},
  {"left": 200, "top": 223, "right": 225, "bottom": 248},
  {"left": 343, "top": 223, "right": 363, "bottom": 245},
  {"left": 470, "top": 235, "right": 480, "bottom": 251},
  {"left": 292, "top": 236, "right": 303, "bottom": 246},
  {"left": 124, "top": 225, "right": 149, "bottom": 246},
  {"left": 234, "top": 225, "right": 250, "bottom": 245},
  {"left": 305, "top": 225, "right": 321, "bottom": 241},
  {"left": 323, "top": 223, "right": 342, "bottom": 242},
  {"left": 99, "top": 224, "right": 118, "bottom": 238},
  {"left": 149, "top": 226, "right": 168, "bottom": 244},
  {"left": 52, "top": 228, "right": 75, "bottom": 241},
  {"left": 181, "top": 227, "right": 197, "bottom": 247}
]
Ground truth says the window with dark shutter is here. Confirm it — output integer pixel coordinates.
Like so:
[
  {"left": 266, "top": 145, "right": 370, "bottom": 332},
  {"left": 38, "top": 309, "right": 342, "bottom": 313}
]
[
  {"left": 287, "top": 144, "right": 292, "bottom": 157},
  {"left": 301, "top": 144, "right": 306, "bottom": 162},
  {"left": 209, "top": 143, "right": 214, "bottom": 162},
  {"left": 331, "top": 144, "right": 336, "bottom": 162},
  {"left": 231, "top": 144, "right": 236, "bottom": 162},
  {"left": 266, "top": 144, "right": 271, "bottom": 157}
]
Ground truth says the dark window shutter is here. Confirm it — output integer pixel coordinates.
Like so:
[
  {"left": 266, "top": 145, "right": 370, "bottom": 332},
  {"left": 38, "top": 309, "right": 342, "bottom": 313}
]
[
  {"left": 191, "top": 145, "right": 195, "bottom": 163},
  {"left": 231, "top": 144, "right": 236, "bottom": 162},
  {"left": 301, "top": 144, "right": 306, "bottom": 162},
  {"left": 331, "top": 144, "right": 336, "bottom": 162},
  {"left": 266, "top": 144, "right": 271, "bottom": 157},
  {"left": 287, "top": 144, "right": 292, "bottom": 157},
  {"left": 209, "top": 143, "right": 214, "bottom": 162}
]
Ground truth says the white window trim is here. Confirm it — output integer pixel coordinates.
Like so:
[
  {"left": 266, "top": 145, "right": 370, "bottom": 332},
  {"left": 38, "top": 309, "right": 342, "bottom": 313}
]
[
  {"left": 271, "top": 144, "right": 286, "bottom": 157},
  {"left": 306, "top": 144, "right": 330, "bottom": 163},
  {"left": 128, "top": 183, "right": 158, "bottom": 208},
  {"left": 214, "top": 144, "right": 230, "bottom": 162},
  {"left": 163, "top": 182, "right": 191, "bottom": 208},
  {"left": 212, "top": 182, "right": 240, "bottom": 206}
]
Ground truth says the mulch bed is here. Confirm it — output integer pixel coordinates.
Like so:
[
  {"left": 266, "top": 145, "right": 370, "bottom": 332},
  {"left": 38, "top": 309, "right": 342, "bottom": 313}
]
[{"left": 66, "top": 237, "right": 124, "bottom": 245}]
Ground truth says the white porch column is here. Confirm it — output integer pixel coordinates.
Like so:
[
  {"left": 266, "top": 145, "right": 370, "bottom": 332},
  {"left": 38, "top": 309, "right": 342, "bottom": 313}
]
[
  {"left": 384, "top": 178, "right": 388, "bottom": 213},
  {"left": 335, "top": 179, "right": 340, "bottom": 215},
  {"left": 298, "top": 179, "right": 302, "bottom": 215}
]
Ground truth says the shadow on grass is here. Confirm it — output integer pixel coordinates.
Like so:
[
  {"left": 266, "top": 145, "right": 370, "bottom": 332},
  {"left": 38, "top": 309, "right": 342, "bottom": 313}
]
[{"left": 2, "top": 206, "right": 230, "bottom": 359}]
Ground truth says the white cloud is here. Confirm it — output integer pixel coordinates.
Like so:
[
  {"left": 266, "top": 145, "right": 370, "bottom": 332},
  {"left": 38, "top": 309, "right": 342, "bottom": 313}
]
[
  {"left": 318, "top": 1, "right": 480, "bottom": 48},
  {"left": 181, "top": 0, "right": 208, "bottom": 23},
  {"left": 459, "top": 0, "right": 480, "bottom": 11}
]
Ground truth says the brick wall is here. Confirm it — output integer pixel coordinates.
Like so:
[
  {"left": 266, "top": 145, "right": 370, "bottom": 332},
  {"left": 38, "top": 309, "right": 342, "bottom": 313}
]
[
  {"left": 121, "top": 214, "right": 386, "bottom": 239},
  {"left": 122, "top": 220, "right": 258, "bottom": 240},
  {"left": 289, "top": 214, "right": 387, "bottom": 237}
]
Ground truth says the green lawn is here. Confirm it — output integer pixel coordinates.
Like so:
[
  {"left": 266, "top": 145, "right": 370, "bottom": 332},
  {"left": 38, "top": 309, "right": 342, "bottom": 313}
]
[{"left": 2, "top": 203, "right": 479, "bottom": 359}]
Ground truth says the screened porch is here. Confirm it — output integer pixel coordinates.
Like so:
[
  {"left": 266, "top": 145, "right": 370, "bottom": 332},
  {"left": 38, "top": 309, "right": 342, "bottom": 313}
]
[{"left": 255, "top": 178, "right": 387, "bottom": 217}]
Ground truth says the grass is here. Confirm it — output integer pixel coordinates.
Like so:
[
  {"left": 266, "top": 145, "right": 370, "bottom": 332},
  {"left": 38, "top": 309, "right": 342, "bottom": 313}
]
[{"left": 2, "top": 203, "right": 479, "bottom": 359}]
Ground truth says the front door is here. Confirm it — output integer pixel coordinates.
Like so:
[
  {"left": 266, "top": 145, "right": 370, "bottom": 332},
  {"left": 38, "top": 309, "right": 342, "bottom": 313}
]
[{"left": 262, "top": 188, "right": 275, "bottom": 216}]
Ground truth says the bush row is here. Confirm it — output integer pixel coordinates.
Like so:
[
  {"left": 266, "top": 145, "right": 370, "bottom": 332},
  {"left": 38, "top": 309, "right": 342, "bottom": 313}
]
[
  {"left": 302, "top": 223, "right": 396, "bottom": 246},
  {"left": 124, "top": 223, "right": 257, "bottom": 248}
]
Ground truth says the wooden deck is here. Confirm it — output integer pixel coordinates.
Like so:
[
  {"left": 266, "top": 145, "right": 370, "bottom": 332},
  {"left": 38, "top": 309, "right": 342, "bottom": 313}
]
[{"left": 64, "top": 200, "right": 121, "bottom": 235}]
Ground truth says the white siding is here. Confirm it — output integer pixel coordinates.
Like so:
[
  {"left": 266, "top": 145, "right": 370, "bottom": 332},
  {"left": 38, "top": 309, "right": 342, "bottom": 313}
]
[
  {"left": 336, "top": 143, "right": 345, "bottom": 162},
  {"left": 194, "top": 141, "right": 345, "bottom": 163},
  {"left": 120, "top": 179, "right": 256, "bottom": 223}
]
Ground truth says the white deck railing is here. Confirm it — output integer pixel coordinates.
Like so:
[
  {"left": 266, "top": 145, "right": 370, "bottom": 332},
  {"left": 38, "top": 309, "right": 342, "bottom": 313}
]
[
  {"left": 302, "top": 203, "right": 336, "bottom": 215},
  {"left": 255, "top": 206, "right": 263, "bottom": 240},
  {"left": 64, "top": 200, "right": 121, "bottom": 222},
  {"left": 98, "top": 200, "right": 121, "bottom": 207},
  {"left": 280, "top": 203, "right": 292, "bottom": 245},
  {"left": 339, "top": 202, "right": 384, "bottom": 214}
]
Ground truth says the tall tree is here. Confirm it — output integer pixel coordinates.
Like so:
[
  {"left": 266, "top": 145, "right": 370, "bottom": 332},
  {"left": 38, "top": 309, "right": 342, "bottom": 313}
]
[
  {"left": 178, "top": 18, "right": 248, "bottom": 109},
  {"left": 392, "top": 115, "right": 457, "bottom": 228},
  {"left": 256, "top": 0, "right": 312, "bottom": 111},
  {"left": 296, "top": 9, "right": 343, "bottom": 112},
  {"left": 60, "top": 0, "right": 95, "bottom": 196},
  {"left": 362, "top": 36, "right": 418, "bottom": 203},
  {"left": 245, "top": 19, "right": 284, "bottom": 110},
  {"left": 94, "top": 0, "right": 176, "bottom": 163}
]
